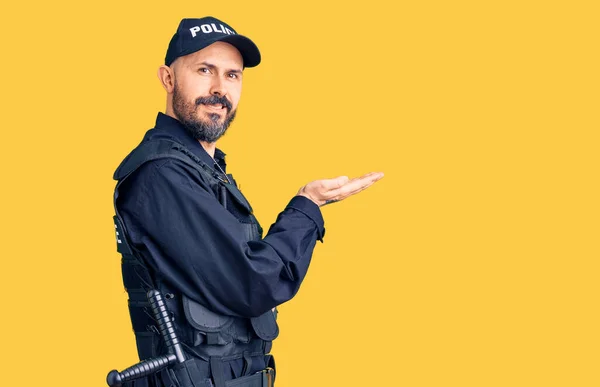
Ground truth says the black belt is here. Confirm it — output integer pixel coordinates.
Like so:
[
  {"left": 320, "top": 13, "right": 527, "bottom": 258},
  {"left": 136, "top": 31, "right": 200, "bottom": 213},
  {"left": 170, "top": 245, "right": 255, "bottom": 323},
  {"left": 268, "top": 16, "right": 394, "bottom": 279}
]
[
  {"left": 221, "top": 368, "right": 274, "bottom": 387},
  {"left": 210, "top": 356, "right": 275, "bottom": 387},
  {"left": 156, "top": 360, "right": 274, "bottom": 387}
]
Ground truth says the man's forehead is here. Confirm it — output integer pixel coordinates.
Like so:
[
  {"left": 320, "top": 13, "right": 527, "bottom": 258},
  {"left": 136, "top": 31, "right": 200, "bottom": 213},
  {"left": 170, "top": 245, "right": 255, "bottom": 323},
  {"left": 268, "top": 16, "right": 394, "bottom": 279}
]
[{"left": 178, "top": 41, "right": 243, "bottom": 68}]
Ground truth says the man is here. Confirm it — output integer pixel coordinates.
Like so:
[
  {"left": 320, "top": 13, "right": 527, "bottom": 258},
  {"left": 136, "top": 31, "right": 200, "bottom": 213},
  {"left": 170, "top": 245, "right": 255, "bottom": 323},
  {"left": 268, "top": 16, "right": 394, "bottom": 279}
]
[{"left": 112, "top": 16, "right": 383, "bottom": 387}]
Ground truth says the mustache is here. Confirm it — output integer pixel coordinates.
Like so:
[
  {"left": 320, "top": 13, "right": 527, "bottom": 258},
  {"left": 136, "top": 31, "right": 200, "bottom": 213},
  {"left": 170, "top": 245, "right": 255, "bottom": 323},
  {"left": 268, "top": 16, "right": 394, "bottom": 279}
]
[{"left": 195, "top": 95, "right": 232, "bottom": 111}]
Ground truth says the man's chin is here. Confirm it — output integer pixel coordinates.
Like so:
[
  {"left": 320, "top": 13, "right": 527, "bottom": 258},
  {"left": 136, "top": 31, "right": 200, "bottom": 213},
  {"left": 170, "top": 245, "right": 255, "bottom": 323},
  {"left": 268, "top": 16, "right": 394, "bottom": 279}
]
[{"left": 196, "top": 110, "right": 227, "bottom": 125}]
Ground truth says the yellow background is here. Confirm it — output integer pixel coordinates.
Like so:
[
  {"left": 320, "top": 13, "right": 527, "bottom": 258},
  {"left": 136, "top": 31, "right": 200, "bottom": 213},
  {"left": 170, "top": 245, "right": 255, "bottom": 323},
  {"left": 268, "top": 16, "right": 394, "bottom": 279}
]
[{"left": 1, "top": 0, "right": 598, "bottom": 386}]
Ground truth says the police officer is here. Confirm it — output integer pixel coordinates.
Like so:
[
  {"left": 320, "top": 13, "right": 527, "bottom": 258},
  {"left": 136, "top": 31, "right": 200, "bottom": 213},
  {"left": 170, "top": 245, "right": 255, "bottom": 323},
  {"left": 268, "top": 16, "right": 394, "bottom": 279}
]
[{"left": 112, "top": 16, "right": 384, "bottom": 387}]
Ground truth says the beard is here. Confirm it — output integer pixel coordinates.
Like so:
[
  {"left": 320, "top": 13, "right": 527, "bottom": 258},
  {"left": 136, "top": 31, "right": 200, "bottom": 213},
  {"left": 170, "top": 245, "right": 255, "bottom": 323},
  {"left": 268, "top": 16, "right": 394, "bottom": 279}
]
[{"left": 172, "top": 81, "right": 237, "bottom": 143}]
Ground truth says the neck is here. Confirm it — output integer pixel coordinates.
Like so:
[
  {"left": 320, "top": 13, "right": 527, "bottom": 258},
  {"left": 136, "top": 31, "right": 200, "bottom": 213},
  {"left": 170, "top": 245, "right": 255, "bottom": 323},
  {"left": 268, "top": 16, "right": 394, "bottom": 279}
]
[
  {"left": 165, "top": 104, "right": 176, "bottom": 121},
  {"left": 199, "top": 141, "right": 216, "bottom": 158}
]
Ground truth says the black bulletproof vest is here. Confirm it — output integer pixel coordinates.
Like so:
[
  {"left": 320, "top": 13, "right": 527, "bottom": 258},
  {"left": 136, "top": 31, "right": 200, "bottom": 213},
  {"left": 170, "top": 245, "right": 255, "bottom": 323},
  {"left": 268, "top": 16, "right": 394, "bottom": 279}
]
[{"left": 113, "top": 139, "right": 279, "bottom": 366}]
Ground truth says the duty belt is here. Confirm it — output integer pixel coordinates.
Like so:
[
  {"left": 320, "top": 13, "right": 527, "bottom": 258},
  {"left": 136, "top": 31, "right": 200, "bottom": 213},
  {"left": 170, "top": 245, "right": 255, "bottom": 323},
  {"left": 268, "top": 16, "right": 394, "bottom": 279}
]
[
  {"left": 106, "top": 290, "right": 276, "bottom": 387},
  {"left": 218, "top": 368, "right": 274, "bottom": 387}
]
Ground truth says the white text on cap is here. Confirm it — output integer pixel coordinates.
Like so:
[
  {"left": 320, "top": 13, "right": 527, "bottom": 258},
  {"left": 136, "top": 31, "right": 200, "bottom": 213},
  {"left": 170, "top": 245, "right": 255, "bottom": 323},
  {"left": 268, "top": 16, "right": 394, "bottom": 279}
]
[{"left": 189, "top": 24, "right": 236, "bottom": 37}]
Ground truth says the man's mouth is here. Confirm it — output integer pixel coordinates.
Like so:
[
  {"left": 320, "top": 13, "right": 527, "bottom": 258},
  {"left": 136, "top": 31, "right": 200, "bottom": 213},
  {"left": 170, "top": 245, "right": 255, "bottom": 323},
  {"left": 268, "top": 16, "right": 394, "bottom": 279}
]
[
  {"left": 195, "top": 95, "right": 232, "bottom": 112},
  {"left": 206, "top": 103, "right": 227, "bottom": 109},
  {"left": 202, "top": 103, "right": 227, "bottom": 112}
]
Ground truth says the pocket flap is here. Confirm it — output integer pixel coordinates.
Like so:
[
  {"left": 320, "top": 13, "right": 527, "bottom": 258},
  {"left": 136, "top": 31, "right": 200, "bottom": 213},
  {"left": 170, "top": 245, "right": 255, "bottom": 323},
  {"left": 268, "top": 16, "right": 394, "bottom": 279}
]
[
  {"left": 223, "top": 182, "right": 254, "bottom": 214},
  {"left": 250, "top": 310, "right": 279, "bottom": 341},
  {"left": 183, "top": 295, "right": 234, "bottom": 333}
]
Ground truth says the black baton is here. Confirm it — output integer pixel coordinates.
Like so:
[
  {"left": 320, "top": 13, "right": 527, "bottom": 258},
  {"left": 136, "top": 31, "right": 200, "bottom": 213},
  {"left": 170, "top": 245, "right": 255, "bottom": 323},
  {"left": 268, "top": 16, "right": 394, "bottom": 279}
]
[{"left": 106, "top": 290, "right": 187, "bottom": 386}]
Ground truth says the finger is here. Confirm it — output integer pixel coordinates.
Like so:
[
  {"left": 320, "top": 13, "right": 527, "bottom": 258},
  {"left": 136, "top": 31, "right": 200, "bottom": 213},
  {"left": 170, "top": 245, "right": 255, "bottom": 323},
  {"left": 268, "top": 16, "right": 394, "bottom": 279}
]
[
  {"left": 341, "top": 179, "right": 377, "bottom": 199},
  {"left": 341, "top": 172, "right": 383, "bottom": 192},
  {"left": 362, "top": 171, "right": 384, "bottom": 181},
  {"left": 326, "top": 174, "right": 382, "bottom": 199},
  {"left": 326, "top": 180, "right": 375, "bottom": 199},
  {"left": 345, "top": 172, "right": 378, "bottom": 184},
  {"left": 359, "top": 171, "right": 383, "bottom": 179},
  {"left": 324, "top": 181, "right": 375, "bottom": 204},
  {"left": 318, "top": 175, "right": 350, "bottom": 191},
  {"left": 347, "top": 172, "right": 384, "bottom": 185},
  {"left": 340, "top": 178, "right": 379, "bottom": 199},
  {"left": 332, "top": 172, "right": 383, "bottom": 189}
]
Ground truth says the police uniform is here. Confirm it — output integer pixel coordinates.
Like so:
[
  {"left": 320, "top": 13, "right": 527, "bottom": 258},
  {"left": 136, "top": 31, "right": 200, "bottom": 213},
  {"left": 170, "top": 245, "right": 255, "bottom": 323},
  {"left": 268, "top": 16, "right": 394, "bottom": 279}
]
[
  {"left": 112, "top": 109, "right": 325, "bottom": 387},
  {"left": 111, "top": 18, "right": 326, "bottom": 386}
]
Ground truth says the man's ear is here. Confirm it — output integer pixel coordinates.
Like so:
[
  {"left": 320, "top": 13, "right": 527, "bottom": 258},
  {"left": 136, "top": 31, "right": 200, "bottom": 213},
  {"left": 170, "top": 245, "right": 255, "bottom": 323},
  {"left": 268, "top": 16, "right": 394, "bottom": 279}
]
[{"left": 157, "top": 65, "right": 175, "bottom": 93}]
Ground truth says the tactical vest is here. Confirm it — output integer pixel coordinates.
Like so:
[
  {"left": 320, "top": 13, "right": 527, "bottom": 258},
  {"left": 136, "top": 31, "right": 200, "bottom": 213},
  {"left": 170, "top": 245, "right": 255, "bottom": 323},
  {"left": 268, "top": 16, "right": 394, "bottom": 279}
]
[{"left": 113, "top": 139, "right": 278, "bottom": 385}]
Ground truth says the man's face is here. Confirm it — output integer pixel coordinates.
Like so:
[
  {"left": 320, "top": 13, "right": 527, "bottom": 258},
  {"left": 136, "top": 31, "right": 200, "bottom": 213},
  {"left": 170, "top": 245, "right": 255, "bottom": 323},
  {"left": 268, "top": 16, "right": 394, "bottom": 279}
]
[{"left": 171, "top": 41, "right": 244, "bottom": 143}]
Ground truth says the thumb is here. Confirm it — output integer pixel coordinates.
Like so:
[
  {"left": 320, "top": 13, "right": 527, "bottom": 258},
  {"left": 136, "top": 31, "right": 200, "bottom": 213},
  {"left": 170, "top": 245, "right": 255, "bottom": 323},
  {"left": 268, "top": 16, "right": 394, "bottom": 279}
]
[{"left": 334, "top": 175, "right": 350, "bottom": 187}]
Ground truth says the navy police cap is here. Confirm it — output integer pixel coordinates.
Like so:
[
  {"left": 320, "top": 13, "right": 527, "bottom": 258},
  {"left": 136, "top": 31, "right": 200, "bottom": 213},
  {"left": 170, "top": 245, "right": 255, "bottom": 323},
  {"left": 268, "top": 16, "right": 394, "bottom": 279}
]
[{"left": 165, "top": 17, "right": 261, "bottom": 68}]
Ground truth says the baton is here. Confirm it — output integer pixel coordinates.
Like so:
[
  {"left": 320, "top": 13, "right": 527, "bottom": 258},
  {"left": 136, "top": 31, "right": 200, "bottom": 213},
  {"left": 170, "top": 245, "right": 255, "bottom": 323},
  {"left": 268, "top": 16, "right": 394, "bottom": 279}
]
[{"left": 106, "top": 290, "right": 187, "bottom": 386}]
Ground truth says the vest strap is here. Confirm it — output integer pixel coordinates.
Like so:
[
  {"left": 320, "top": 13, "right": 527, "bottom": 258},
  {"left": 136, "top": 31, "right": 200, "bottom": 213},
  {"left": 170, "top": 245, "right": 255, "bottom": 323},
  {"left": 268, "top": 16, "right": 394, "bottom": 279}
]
[
  {"left": 241, "top": 352, "right": 252, "bottom": 377},
  {"left": 206, "top": 332, "right": 219, "bottom": 345},
  {"left": 210, "top": 357, "right": 227, "bottom": 387}
]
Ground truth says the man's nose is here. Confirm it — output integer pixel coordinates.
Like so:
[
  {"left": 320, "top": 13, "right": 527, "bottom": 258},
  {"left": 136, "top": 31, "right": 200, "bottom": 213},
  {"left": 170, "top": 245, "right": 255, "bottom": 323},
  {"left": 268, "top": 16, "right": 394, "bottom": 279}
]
[{"left": 210, "top": 77, "right": 227, "bottom": 97}]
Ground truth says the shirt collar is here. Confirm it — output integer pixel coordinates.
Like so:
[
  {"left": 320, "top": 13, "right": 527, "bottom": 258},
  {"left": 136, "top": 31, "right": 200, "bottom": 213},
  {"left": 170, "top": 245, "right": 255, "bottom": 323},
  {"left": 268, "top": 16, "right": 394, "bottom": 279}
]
[{"left": 146, "top": 112, "right": 227, "bottom": 172}]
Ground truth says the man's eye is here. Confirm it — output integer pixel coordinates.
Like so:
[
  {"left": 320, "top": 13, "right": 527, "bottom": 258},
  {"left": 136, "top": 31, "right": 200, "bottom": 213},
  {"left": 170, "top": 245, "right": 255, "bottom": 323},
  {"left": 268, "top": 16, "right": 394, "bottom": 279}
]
[
  {"left": 228, "top": 73, "right": 238, "bottom": 79},
  {"left": 199, "top": 68, "right": 210, "bottom": 73}
]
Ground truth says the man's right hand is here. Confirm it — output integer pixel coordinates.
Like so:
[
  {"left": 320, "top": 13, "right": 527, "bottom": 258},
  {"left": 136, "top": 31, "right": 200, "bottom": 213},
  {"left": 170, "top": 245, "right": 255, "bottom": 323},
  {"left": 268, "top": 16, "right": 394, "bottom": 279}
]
[{"left": 296, "top": 172, "right": 384, "bottom": 207}]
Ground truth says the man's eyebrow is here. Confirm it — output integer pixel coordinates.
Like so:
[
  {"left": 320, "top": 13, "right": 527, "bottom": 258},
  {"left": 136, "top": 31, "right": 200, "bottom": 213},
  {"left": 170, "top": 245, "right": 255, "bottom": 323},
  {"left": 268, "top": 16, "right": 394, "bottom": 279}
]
[
  {"left": 196, "top": 61, "right": 242, "bottom": 73},
  {"left": 196, "top": 61, "right": 216, "bottom": 70}
]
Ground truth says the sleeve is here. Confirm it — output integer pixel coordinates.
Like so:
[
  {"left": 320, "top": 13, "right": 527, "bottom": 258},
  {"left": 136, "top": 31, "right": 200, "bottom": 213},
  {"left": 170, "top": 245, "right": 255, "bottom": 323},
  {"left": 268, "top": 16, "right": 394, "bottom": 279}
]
[{"left": 121, "top": 159, "right": 325, "bottom": 318}]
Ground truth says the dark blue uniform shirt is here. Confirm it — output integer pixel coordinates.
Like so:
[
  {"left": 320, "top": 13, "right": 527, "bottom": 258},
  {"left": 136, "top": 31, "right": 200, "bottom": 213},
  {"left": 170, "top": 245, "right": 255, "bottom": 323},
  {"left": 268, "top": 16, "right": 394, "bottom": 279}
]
[{"left": 117, "top": 113, "right": 325, "bottom": 318}]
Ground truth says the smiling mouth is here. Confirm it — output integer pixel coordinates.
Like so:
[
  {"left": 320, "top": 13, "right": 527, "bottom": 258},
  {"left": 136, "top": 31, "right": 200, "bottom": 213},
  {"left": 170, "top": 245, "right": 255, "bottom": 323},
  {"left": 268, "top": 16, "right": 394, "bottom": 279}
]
[{"left": 202, "top": 103, "right": 227, "bottom": 111}]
